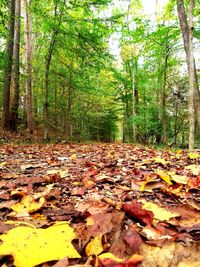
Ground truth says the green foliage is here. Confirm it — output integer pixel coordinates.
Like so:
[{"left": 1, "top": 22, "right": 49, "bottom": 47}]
[{"left": 0, "top": 0, "right": 198, "bottom": 146}]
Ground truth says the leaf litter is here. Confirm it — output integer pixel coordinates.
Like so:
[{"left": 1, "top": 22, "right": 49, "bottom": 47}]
[{"left": 0, "top": 143, "right": 200, "bottom": 266}]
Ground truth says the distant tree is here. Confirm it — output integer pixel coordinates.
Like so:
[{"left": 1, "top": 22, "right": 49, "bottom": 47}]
[
  {"left": 2, "top": 0, "right": 15, "bottom": 129},
  {"left": 176, "top": 0, "right": 200, "bottom": 149},
  {"left": 24, "top": 0, "right": 33, "bottom": 134},
  {"left": 10, "top": 0, "right": 21, "bottom": 131}
]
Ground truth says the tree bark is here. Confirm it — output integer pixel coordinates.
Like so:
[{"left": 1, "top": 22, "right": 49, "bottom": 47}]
[
  {"left": 44, "top": 3, "right": 59, "bottom": 140},
  {"left": 44, "top": 35, "right": 57, "bottom": 140},
  {"left": 66, "top": 73, "right": 73, "bottom": 140},
  {"left": 24, "top": 0, "right": 33, "bottom": 134},
  {"left": 162, "top": 52, "right": 169, "bottom": 144},
  {"left": 10, "top": 0, "right": 21, "bottom": 131},
  {"left": 188, "top": 0, "right": 195, "bottom": 150},
  {"left": 2, "top": 0, "right": 15, "bottom": 129},
  {"left": 176, "top": 0, "right": 200, "bottom": 141}
]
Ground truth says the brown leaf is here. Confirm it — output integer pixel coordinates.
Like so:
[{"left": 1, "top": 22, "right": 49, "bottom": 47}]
[{"left": 123, "top": 225, "right": 143, "bottom": 254}]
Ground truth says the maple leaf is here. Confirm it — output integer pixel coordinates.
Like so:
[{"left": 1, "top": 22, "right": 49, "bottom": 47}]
[{"left": 0, "top": 222, "right": 80, "bottom": 267}]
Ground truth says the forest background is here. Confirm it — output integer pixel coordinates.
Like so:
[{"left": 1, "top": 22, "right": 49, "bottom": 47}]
[{"left": 0, "top": 0, "right": 200, "bottom": 149}]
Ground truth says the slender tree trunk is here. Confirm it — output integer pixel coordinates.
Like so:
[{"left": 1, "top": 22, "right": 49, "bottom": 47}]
[
  {"left": 162, "top": 52, "right": 169, "bottom": 144},
  {"left": 66, "top": 73, "right": 73, "bottom": 140},
  {"left": 174, "top": 96, "right": 179, "bottom": 145},
  {"left": 2, "top": 0, "right": 15, "bottom": 129},
  {"left": 44, "top": 3, "right": 59, "bottom": 140},
  {"left": 130, "top": 57, "right": 136, "bottom": 142},
  {"left": 176, "top": 0, "right": 200, "bottom": 141},
  {"left": 10, "top": 0, "right": 21, "bottom": 131},
  {"left": 127, "top": 51, "right": 139, "bottom": 143},
  {"left": 188, "top": 0, "right": 195, "bottom": 150},
  {"left": 44, "top": 36, "right": 56, "bottom": 140},
  {"left": 24, "top": 0, "right": 33, "bottom": 134}
]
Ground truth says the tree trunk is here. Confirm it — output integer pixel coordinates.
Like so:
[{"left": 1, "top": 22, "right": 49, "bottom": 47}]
[
  {"left": 44, "top": 36, "right": 56, "bottom": 140},
  {"left": 2, "top": 0, "right": 15, "bottom": 129},
  {"left": 66, "top": 73, "right": 73, "bottom": 140},
  {"left": 24, "top": 0, "right": 33, "bottom": 134},
  {"left": 188, "top": 0, "right": 195, "bottom": 150},
  {"left": 162, "top": 52, "right": 169, "bottom": 144},
  {"left": 10, "top": 0, "right": 21, "bottom": 131},
  {"left": 44, "top": 3, "right": 59, "bottom": 140},
  {"left": 176, "top": 0, "right": 200, "bottom": 141}
]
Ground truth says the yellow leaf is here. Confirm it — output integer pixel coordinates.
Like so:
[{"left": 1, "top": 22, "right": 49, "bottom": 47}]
[
  {"left": 141, "top": 200, "right": 180, "bottom": 221},
  {"left": 140, "top": 179, "right": 151, "bottom": 192},
  {"left": 156, "top": 170, "right": 173, "bottom": 185},
  {"left": 86, "top": 217, "right": 95, "bottom": 226},
  {"left": 176, "top": 149, "right": 182, "bottom": 154},
  {"left": 170, "top": 174, "right": 188, "bottom": 184},
  {"left": 0, "top": 222, "right": 80, "bottom": 267},
  {"left": 0, "top": 162, "right": 7, "bottom": 167},
  {"left": 85, "top": 234, "right": 103, "bottom": 256},
  {"left": 154, "top": 157, "right": 168, "bottom": 165},
  {"left": 11, "top": 196, "right": 45, "bottom": 214},
  {"left": 70, "top": 154, "right": 77, "bottom": 160},
  {"left": 188, "top": 153, "right": 199, "bottom": 159}
]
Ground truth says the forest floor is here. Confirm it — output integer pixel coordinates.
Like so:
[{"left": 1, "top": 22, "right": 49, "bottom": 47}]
[{"left": 0, "top": 142, "right": 200, "bottom": 267}]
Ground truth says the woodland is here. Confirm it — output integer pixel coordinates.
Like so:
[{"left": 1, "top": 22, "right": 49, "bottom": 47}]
[
  {"left": 0, "top": 0, "right": 200, "bottom": 148},
  {"left": 0, "top": 0, "right": 200, "bottom": 267}
]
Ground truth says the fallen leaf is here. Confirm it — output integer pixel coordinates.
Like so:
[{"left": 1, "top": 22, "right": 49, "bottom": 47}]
[
  {"left": 185, "top": 165, "right": 200, "bottom": 176},
  {"left": 170, "top": 174, "right": 188, "bottom": 184},
  {"left": 154, "top": 157, "right": 168, "bottom": 165},
  {"left": 47, "top": 169, "right": 68, "bottom": 178},
  {"left": 70, "top": 154, "right": 77, "bottom": 160},
  {"left": 122, "top": 202, "right": 153, "bottom": 226},
  {"left": 123, "top": 225, "right": 143, "bottom": 254},
  {"left": 85, "top": 234, "right": 104, "bottom": 256},
  {"left": 140, "top": 242, "right": 200, "bottom": 267},
  {"left": 141, "top": 200, "right": 181, "bottom": 221},
  {"left": 11, "top": 196, "right": 45, "bottom": 214},
  {"left": 156, "top": 170, "right": 173, "bottom": 185},
  {"left": 0, "top": 222, "right": 80, "bottom": 267},
  {"left": 20, "top": 163, "right": 42, "bottom": 171},
  {"left": 188, "top": 153, "right": 199, "bottom": 159},
  {"left": 97, "top": 252, "right": 143, "bottom": 267}
]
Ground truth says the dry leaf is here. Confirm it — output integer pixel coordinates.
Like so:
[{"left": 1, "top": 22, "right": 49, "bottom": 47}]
[
  {"left": 85, "top": 234, "right": 103, "bottom": 256},
  {"left": 11, "top": 196, "right": 45, "bottom": 214},
  {"left": 0, "top": 222, "right": 80, "bottom": 267},
  {"left": 141, "top": 200, "right": 180, "bottom": 221},
  {"left": 156, "top": 170, "right": 173, "bottom": 185},
  {"left": 170, "top": 174, "right": 188, "bottom": 184}
]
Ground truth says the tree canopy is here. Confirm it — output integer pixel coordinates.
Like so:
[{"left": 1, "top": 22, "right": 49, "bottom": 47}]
[{"left": 0, "top": 0, "right": 200, "bottom": 148}]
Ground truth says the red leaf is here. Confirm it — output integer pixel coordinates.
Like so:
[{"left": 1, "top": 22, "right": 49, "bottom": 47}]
[{"left": 122, "top": 202, "right": 153, "bottom": 226}]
